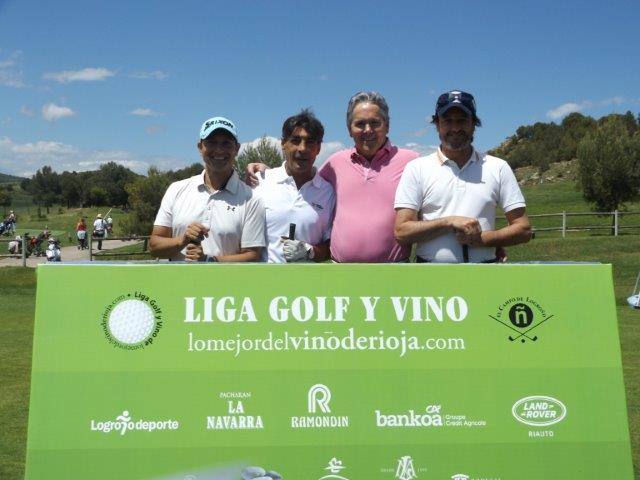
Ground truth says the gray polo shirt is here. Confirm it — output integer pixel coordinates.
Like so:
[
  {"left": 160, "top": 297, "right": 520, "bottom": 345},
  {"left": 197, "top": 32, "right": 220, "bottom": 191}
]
[{"left": 154, "top": 170, "right": 265, "bottom": 260}]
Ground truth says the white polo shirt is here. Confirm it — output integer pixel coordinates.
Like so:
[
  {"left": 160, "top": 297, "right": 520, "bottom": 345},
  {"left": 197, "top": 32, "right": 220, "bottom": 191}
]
[
  {"left": 254, "top": 164, "right": 335, "bottom": 263},
  {"left": 394, "top": 148, "right": 526, "bottom": 263},
  {"left": 154, "top": 170, "right": 265, "bottom": 261}
]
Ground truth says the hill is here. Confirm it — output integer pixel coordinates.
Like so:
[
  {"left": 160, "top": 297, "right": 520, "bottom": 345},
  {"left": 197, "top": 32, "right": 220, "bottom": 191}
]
[{"left": 0, "top": 172, "right": 25, "bottom": 184}]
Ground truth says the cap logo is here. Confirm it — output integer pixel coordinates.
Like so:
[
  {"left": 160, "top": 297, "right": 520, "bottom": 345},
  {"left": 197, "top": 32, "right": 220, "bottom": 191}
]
[{"left": 204, "top": 118, "right": 234, "bottom": 130}]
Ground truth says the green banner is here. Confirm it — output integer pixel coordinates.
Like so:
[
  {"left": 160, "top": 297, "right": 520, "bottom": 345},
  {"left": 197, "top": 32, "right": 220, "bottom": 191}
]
[{"left": 26, "top": 264, "right": 634, "bottom": 479}]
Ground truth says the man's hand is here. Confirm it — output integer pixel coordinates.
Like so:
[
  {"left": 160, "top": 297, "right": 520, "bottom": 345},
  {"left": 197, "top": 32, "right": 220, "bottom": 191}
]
[
  {"left": 185, "top": 243, "right": 205, "bottom": 262},
  {"left": 281, "top": 238, "right": 312, "bottom": 262},
  {"left": 180, "top": 222, "right": 209, "bottom": 248},
  {"left": 244, "top": 162, "right": 267, "bottom": 187},
  {"left": 450, "top": 216, "right": 481, "bottom": 236},
  {"left": 449, "top": 216, "right": 482, "bottom": 246}
]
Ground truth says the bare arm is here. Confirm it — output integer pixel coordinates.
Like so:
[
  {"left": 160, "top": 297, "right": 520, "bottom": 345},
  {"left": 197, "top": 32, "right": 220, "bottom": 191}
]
[
  {"left": 394, "top": 208, "right": 481, "bottom": 245},
  {"left": 149, "top": 223, "right": 209, "bottom": 259},
  {"left": 477, "top": 208, "right": 532, "bottom": 247}
]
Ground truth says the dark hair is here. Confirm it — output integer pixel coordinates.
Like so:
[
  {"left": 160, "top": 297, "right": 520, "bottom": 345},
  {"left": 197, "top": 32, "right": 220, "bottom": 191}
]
[
  {"left": 282, "top": 109, "right": 325, "bottom": 142},
  {"left": 431, "top": 112, "right": 482, "bottom": 127}
]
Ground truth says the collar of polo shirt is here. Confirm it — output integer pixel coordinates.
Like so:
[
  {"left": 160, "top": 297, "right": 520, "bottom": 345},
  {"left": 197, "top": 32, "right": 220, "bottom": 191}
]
[
  {"left": 273, "top": 162, "right": 323, "bottom": 188},
  {"left": 197, "top": 169, "right": 240, "bottom": 194},
  {"left": 437, "top": 147, "right": 480, "bottom": 166}
]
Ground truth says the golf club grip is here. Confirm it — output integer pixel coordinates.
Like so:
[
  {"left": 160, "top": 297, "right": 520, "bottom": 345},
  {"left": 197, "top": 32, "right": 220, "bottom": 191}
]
[
  {"left": 289, "top": 223, "right": 296, "bottom": 240},
  {"left": 462, "top": 244, "right": 469, "bottom": 263}
]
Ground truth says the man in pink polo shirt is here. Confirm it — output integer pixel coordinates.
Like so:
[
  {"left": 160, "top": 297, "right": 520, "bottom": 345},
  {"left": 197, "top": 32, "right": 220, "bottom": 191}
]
[{"left": 247, "top": 91, "right": 419, "bottom": 262}]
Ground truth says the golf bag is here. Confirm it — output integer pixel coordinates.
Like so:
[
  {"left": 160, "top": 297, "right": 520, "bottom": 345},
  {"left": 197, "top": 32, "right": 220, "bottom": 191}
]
[
  {"left": 46, "top": 238, "right": 62, "bottom": 262},
  {"left": 0, "top": 218, "right": 15, "bottom": 236},
  {"left": 8, "top": 236, "right": 21, "bottom": 255}
]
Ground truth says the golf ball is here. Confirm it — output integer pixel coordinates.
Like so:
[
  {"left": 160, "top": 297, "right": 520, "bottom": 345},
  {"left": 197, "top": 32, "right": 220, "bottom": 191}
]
[{"left": 108, "top": 299, "right": 155, "bottom": 344}]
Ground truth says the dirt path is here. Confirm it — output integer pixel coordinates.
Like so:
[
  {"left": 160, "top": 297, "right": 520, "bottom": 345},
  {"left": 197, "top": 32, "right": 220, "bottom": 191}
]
[{"left": 0, "top": 239, "right": 143, "bottom": 267}]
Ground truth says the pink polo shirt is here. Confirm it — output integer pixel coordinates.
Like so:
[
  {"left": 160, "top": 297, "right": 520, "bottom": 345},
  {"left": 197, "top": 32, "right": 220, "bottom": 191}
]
[{"left": 319, "top": 140, "right": 419, "bottom": 262}]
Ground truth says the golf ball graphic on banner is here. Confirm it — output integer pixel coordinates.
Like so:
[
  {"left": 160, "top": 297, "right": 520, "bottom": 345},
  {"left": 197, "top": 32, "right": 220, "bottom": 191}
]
[
  {"left": 101, "top": 292, "right": 163, "bottom": 350},
  {"left": 109, "top": 300, "right": 155, "bottom": 344}
]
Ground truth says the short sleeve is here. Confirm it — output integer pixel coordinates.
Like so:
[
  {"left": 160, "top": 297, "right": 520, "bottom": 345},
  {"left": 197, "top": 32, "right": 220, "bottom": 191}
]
[
  {"left": 154, "top": 182, "right": 177, "bottom": 228},
  {"left": 498, "top": 162, "right": 526, "bottom": 213},
  {"left": 394, "top": 160, "right": 423, "bottom": 211},
  {"left": 241, "top": 195, "right": 267, "bottom": 248}
]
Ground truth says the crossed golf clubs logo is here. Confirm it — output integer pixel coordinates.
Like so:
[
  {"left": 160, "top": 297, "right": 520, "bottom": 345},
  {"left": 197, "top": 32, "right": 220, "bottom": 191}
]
[{"left": 489, "top": 302, "right": 554, "bottom": 343}]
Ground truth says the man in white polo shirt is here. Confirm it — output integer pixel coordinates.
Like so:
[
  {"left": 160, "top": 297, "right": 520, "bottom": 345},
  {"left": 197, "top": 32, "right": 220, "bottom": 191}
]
[
  {"left": 149, "top": 116, "right": 265, "bottom": 262},
  {"left": 254, "top": 109, "right": 335, "bottom": 263},
  {"left": 394, "top": 90, "right": 532, "bottom": 263}
]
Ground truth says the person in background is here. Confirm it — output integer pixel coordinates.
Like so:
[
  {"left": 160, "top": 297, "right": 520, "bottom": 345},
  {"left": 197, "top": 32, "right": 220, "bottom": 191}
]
[
  {"left": 76, "top": 217, "right": 87, "bottom": 250},
  {"left": 93, "top": 214, "right": 106, "bottom": 250}
]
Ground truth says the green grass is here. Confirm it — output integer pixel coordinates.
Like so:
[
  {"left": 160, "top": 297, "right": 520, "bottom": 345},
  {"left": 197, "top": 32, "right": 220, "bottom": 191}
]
[
  {"left": 497, "top": 180, "right": 640, "bottom": 236},
  {"left": 0, "top": 268, "right": 35, "bottom": 480}
]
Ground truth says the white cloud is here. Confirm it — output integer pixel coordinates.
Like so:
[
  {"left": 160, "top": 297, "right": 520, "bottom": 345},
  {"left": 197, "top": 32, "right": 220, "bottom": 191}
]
[
  {"left": 130, "top": 107, "right": 161, "bottom": 117},
  {"left": 43, "top": 67, "right": 115, "bottom": 83},
  {"left": 316, "top": 141, "right": 346, "bottom": 167},
  {"left": 239, "top": 136, "right": 282, "bottom": 156},
  {"left": 547, "top": 96, "right": 638, "bottom": 120},
  {"left": 0, "top": 50, "right": 25, "bottom": 88},
  {"left": 0, "top": 136, "right": 189, "bottom": 176},
  {"left": 42, "top": 103, "right": 76, "bottom": 122},
  {"left": 20, "top": 105, "right": 34, "bottom": 116},
  {"left": 129, "top": 70, "right": 169, "bottom": 80},
  {"left": 404, "top": 142, "right": 437, "bottom": 156},
  {"left": 601, "top": 96, "right": 625, "bottom": 106},
  {"left": 9, "top": 139, "right": 76, "bottom": 155},
  {"left": 547, "top": 102, "right": 591, "bottom": 119}
]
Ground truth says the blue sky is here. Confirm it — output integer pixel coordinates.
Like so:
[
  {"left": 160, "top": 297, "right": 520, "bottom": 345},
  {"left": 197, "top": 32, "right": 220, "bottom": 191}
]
[{"left": 0, "top": 0, "right": 638, "bottom": 177}]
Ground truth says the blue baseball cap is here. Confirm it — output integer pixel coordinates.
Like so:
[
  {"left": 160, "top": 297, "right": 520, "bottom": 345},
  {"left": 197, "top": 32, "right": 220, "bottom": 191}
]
[
  {"left": 199, "top": 116, "right": 238, "bottom": 141},
  {"left": 435, "top": 90, "right": 477, "bottom": 117}
]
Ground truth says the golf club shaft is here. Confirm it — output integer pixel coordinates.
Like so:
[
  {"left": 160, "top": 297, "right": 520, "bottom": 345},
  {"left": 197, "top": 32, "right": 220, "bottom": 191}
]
[
  {"left": 462, "top": 244, "right": 469, "bottom": 263},
  {"left": 289, "top": 223, "right": 296, "bottom": 240}
]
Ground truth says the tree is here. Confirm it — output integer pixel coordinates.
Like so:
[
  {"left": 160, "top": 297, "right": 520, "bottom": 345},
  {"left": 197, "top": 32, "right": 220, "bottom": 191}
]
[
  {"left": 0, "top": 188, "right": 11, "bottom": 216},
  {"left": 120, "top": 168, "right": 172, "bottom": 235},
  {"left": 170, "top": 163, "right": 203, "bottom": 181},
  {"left": 235, "top": 136, "right": 283, "bottom": 176},
  {"left": 577, "top": 116, "right": 640, "bottom": 213},
  {"left": 59, "top": 171, "right": 84, "bottom": 208},
  {"left": 558, "top": 113, "right": 597, "bottom": 162},
  {"left": 94, "top": 162, "right": 137, "bottom": 207},
  {"left": 87, "top": 186, "right": 108, "bottom": 206}
]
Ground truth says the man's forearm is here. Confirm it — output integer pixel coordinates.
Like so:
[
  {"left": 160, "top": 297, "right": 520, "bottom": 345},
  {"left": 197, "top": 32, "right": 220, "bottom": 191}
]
[
  {"left": 480, "top": 223, "right": 532, "bottom": 247},
  {"left": 394, "top": 217, "right": 452, "bottom": 245},
  {"left": 149, "top": 235, "right": 184, "bottom": 258}
]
